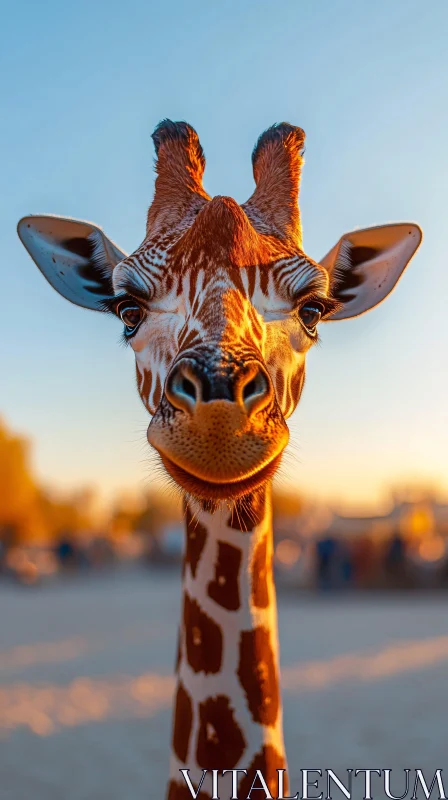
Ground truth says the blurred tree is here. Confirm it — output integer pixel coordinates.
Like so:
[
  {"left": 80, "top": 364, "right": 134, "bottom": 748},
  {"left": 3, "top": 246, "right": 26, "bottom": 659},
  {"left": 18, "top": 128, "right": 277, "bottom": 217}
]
[
  {"left": 36, "top": 487, "right": 98, "bottom": 540},
  {"left": 0, "top": 418, "right": 98, "bottom": 544},
  {"left": 0, "top": 418, "right": 41, "bottom": 543},
  {"left": 110, "top": 494, "right": 142, "bottom": 538}
]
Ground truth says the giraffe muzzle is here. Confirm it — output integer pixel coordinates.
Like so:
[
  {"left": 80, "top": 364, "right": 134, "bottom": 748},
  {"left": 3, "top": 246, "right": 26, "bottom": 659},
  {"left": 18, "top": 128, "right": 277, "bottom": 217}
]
[
  {"left": 147, "top": 358, "right": 289, "bottom": 498},
  {"left": 165, "top": 358, "right": 273, "bottom": 417}
]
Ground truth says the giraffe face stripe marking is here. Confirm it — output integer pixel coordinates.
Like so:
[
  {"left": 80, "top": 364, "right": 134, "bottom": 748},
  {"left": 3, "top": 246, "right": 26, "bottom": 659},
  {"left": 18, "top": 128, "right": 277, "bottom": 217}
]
[
  {"left": 183, "top": 593, "right": 223, "bottom": 674},
  {"left": 251, "top": 536, "right": 270, "bottom": 609},
  {"left": 185, "top": 505, "right": 208, "bottom": 579},
  {"left": 196, "top": 695, "right": 246, "bottom": 769},
  {"left": 207, "top": 541, "right": 242, "bottom": 612},
  {"left": 237, "top": 626, "right": 280, "bottom": 727},
  {"left": 122, "top": 189, "right": 329, "bottom": 424},
  {"left": 172, "top": 682, "right": 193, "bottom": 764}
]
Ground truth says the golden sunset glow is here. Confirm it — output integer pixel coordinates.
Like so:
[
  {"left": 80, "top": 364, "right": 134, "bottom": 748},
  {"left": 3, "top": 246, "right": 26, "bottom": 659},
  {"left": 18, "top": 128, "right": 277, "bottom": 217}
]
[{"left": 2, "top": 3, "right": 447, "bottom": 797}]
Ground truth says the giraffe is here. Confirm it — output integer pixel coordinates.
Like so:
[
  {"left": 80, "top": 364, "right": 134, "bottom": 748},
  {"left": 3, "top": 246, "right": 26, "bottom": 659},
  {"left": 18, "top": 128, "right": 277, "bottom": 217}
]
[{"left": 18, "top": 120, "right": 421, "bottom": 800}]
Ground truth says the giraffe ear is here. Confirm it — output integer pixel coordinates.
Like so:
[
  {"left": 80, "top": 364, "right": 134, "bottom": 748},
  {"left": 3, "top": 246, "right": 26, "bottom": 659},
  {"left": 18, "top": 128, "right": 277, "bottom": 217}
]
[
  {"left": 321, "top": 223, "right": 422, "bottom": 320},
  {"left": 17, "top": 215, "right": 127, "bottom": 311}
]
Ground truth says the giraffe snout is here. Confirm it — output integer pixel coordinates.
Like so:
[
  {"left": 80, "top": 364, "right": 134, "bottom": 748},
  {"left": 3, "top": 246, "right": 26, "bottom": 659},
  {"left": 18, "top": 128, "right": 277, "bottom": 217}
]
[
  {"left": 165, "top": 358, "right": 273, "bottom": 418},
  {"left": 147, "top": 358, "right": 288, "bottom": 499}
]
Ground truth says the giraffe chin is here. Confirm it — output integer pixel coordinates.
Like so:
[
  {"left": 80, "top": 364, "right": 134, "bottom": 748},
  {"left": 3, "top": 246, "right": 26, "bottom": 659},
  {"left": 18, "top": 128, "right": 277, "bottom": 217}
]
[{"left": 159, "top": 452, "right": 284, "bottom": 500}]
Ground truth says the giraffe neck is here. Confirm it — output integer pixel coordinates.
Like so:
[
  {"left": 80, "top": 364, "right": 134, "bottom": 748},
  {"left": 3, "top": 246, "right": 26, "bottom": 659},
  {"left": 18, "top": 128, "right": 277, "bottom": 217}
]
[{"left": 167, "top": 482, "right": 288, "bottom": 800}]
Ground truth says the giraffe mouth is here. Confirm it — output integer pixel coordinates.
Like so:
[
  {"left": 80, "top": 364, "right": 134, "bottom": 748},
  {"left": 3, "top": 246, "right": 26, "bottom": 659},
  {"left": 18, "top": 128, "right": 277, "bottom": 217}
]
[{"left": 159, "top": 452, "right": 284, "bottom": 500}]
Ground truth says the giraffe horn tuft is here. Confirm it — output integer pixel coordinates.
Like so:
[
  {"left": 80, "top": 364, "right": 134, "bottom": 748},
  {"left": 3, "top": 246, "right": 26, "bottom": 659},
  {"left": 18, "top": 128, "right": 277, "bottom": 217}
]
[
  {"left": 151, "top": 119, "right": 206, "bottom": 174},
  {"left": 251, "top": 122, "right": 305, "bottom": 173},
  {"left": 243, "top": 122, "right": 306, "bottom": 247},
  {"left": 146, "top": 120, "right": 210, "bottom": 237}
]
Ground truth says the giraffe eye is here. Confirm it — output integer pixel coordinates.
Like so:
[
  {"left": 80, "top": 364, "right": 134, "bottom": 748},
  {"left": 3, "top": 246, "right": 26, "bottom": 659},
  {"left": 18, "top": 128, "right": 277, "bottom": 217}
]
[
  {"left": 298, "top": 302, "right": 324, "bottom": 332},
  {"left": 117, "top": 301, "right": 143, "bottom": 333}
]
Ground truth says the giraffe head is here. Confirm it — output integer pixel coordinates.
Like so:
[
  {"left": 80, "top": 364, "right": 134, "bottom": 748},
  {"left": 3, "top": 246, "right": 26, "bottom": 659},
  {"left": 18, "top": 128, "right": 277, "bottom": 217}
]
[{"left": 18, "top": 121, "right": 421, "bottom": 501}]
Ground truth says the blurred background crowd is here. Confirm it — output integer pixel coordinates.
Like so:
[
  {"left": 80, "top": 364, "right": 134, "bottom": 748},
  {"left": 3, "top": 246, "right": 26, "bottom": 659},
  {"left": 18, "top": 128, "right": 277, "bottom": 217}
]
[{"left": 2, "top": 416, "right": 447, "bottom": 593}]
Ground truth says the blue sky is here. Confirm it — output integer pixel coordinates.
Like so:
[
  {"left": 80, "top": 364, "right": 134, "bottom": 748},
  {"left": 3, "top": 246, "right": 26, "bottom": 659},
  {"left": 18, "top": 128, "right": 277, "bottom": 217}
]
[{"left": 1, "top": 0, "right": 447, "bottom": 508}]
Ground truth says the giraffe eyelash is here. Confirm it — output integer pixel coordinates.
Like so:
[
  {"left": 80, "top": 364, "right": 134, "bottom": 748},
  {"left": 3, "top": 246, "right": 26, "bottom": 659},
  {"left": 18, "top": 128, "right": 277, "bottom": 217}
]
[
  {"left": 99, "top": 290, "right": 151, "bottom": 317},
  {"left": 99, "top": 294, "right": 131, "bottom": 316},
  {"left": 118, "top": 329, "right": 133, "bottom": 348},
  {"left": 294, "top": 293, "right": 342, "bottom": 319},
  {"left": 321, "top": 297, "right": 344, "bottom": 318},
  {"left": 99, "top": 294, "right": 146, "bottom": 346}
]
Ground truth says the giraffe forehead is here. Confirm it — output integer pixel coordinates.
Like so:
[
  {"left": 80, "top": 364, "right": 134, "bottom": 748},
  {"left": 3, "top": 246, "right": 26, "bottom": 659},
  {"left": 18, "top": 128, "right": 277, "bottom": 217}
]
[
  {"left": 114, "top": 253, "right": 329, "bottom": 310},
  {"left": 194, "top": 286, "right": 264, "bottom": 343},
  {"left": 114, "top": 192, "right": 329, "bottom": 301}
]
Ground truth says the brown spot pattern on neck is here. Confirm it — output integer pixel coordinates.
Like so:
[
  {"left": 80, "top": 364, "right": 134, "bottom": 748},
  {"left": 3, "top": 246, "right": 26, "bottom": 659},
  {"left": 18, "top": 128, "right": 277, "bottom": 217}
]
[
  {"left": 237, "top": 745, "right": 288, "bottom": 799},
  {"left": 183, "top": 593, "right": 223, "bottom": 674},
  {"left": 207, "top": 541, "right": 242, "bottom": 611},
  {"left": 196, "top": 695, "right": 246, "bottom": 769},
  {"left": 185, "top": 505, "right": 208, "bottom": 578},
  {"left": 251, "top": 536, "right": 270, "bottom": 608},
  {"left": 237, "top": 626, "right": 279, "bottom": 726},
  {"left": 172, "top": 682, "right": 193, "bottom": 764}
]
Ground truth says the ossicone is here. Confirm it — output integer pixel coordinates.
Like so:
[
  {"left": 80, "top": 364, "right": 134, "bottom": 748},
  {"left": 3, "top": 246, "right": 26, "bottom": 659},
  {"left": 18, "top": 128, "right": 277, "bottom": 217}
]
[
  {"left": 147, "top": 120, "right": 210, "bottom": 236},
  {"left": 151, "top": 119, "right": 206, "bottom": 177},
  {"left": 244, "top": 122, "right": 306, "bottom": 246}
]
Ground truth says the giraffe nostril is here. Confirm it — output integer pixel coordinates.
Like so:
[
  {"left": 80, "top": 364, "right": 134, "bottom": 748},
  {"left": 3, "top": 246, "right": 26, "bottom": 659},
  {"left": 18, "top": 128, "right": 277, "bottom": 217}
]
[
  {"left": 240, "top": 366, "right": 272, "bottom": 416},
  {"left": 182, "top": 377, "right": 197, "bottom": 401},
  {"left": 166, "top": 358, "right": 273, "bottom": 416},
  {"left": 165, "top": 361, "right": 202, "bottom": 414}
]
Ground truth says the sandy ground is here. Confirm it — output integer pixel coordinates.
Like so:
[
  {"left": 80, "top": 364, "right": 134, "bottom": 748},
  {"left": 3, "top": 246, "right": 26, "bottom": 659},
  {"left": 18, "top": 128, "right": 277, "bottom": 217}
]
[{"left": 1, "top": 570, "right": 447, "bottom": 800}]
